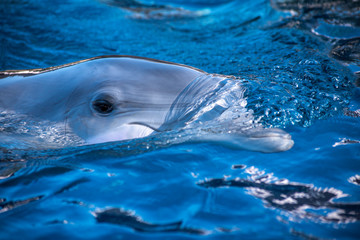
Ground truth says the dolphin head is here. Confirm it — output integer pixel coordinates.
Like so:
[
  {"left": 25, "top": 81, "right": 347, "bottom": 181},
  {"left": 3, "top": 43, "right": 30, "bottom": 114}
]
[{"left": 62, "top": 57, "right": 204, "bottom": 144}]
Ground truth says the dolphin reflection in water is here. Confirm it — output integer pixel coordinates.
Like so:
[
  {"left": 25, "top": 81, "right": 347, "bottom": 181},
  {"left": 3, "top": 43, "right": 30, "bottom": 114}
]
[{"left": 0, "top": 56, "right": 293, "bottom": 153}]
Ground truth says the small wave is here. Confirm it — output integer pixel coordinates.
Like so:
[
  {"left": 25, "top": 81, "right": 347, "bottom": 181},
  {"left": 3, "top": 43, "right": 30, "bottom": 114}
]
[
  {"left": 331, "top": 38, "right": 360, "bottom": 64},
  {"left": 101, "top": 0, "right": 210, "bottom": 19},
  {"left": 348, "top": 175, "right": 360, "bottom": 186},
  {"left": 271, "top": 0, "right": 360, "bottom": 72},
  {"left": 94, "top": 207, "right": 206, "bottom": 234},
  {"left": 271, "top": 0, "right": 360, "bottom": 29},
  {"left": 0, "top": 111, "right": 84, "bottom": 149},
  {"left": 163, "top": 74, "right": 256, "bottom": 131}
]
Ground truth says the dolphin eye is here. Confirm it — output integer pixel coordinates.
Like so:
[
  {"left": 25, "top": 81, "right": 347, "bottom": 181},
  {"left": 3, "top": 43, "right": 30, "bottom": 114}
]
[{"left": 92, "top": 99, "right": 114, "bottom": 115}]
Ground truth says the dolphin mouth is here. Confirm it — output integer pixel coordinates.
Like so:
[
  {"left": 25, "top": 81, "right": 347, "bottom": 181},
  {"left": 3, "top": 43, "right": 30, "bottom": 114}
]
[
  {"left": 245, "top": 127, "right": 292, "bottom": 140},
  {"left": 128, "top": 122, "right": 162, "bottom": 132},
  {"left": 86, "top": 122, "right": 159, "bottom": 144}
]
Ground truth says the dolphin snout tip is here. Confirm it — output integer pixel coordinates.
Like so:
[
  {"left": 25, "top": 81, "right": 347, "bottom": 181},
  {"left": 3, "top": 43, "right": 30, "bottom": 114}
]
[
  {"left": 269, "top": 130, "right": 294, "bottom": 152},
  {"left": 278, "top": 138, "right": 294, "bottom": 152}
]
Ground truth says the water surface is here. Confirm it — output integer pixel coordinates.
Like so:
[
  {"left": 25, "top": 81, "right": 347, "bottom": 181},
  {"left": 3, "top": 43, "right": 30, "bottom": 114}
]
[{"left": 0, "top": 0, "right": 359, "bottom": 239}]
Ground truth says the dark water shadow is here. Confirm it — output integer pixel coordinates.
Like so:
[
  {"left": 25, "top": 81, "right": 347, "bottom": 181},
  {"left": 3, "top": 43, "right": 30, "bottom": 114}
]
[
  {"left": 94, "top": 207, "right": 206, "bottom": 234},
  {"left": 198, "top": 175, "right": 360, "bottom": 223}
]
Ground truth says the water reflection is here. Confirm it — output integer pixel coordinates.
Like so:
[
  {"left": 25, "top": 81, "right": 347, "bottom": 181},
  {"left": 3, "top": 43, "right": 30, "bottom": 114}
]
[{"left": 198, "top": 166, "right": 360, "bottom": 223}]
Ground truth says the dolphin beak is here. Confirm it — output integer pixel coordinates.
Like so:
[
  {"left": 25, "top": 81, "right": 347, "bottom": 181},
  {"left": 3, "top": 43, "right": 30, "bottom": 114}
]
[
  {"left": 245, "top": 127, "right": 292, "bottom": 140},
  {"left": 186, "top": 127, "right": 294, "bottom": 153},
  {"left": 242, "top": 127, "right": 294, "bottom": 153}
]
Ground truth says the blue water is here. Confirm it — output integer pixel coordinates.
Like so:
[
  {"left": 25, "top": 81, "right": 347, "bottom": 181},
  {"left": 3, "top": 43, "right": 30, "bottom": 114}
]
[{"left": 1, "top": 0, "right": 360, "bottom": 239}]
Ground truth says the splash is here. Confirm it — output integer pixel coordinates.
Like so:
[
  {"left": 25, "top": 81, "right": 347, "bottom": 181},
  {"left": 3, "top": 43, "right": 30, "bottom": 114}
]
[{"left": 0, "top": 111, "right": 84, "bottom": 149}]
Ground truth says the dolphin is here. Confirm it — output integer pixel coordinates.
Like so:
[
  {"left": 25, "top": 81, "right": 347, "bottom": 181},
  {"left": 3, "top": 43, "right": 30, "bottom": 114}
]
[{"left": 0, "top": 56, "right": 294, "bottom": 152}]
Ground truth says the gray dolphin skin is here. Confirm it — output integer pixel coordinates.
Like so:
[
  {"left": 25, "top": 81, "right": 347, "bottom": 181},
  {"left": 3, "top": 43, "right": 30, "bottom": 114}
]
[{"left": 0, "top": 56, "right": 294, "bottom": 152}]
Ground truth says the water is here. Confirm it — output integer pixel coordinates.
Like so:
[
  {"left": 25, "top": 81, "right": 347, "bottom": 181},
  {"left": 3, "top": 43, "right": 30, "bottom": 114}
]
[{"left": 1, "top": 0, "right": 360, "bottom": 239}]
